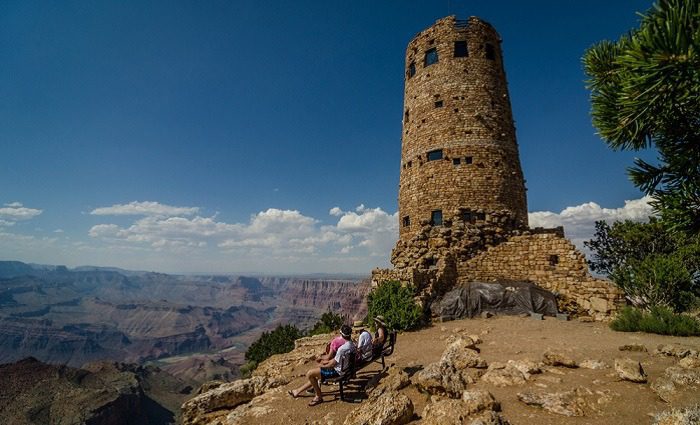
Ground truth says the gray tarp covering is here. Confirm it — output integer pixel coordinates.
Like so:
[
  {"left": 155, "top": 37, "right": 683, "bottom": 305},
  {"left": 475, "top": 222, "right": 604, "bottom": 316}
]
[{"left": 435, "top": 281, "right": 558, "bottom": 321}]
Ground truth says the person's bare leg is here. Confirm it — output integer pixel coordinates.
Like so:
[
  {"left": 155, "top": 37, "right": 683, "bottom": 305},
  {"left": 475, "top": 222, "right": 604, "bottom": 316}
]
[
  {"left": 308, "top": 368, "right": 322, "bottom": 399},
  {"left": 291, "top": 367, "right": 320, "bottom": 397}
]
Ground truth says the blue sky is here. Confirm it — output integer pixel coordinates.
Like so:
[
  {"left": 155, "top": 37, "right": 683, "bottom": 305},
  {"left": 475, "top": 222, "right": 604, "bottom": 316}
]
[{"left": 1, "top": 1, "right": 657, "bottom": 273}]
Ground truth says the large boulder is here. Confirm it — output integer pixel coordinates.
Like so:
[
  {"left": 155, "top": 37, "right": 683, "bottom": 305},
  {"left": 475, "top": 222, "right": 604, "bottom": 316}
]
[
  {"left": 414, "top": 338, "right": 487, "bottom": 397},
  {"left": 343, "top": 390, "right": 414, "bottom": 425},
  {"left": 422, "top": 390, "right": 506, "bottom": 425},
  {"left": 366, "top": 367, "right": 411, "bottom": 400},
  {"left": 542, "top": 350, "right": 577, "bottom": 368},
  {"left": 181, "top": 376, "right": 275, "bottom": 425},
  {"left": 414, "top": 361, "right": 477, "bottom": 397},
  {"left": 653, "top": 405, "right": 700, "bottom": 425},
  {"left": 481, "top": 360, "right": 541, "bottom": 387},
  {"left": 517, "top": 389, "right": 586, "bottom": 417},
  {"left": 654, "top": 344, "right": 699, "bottom": 359},
  {"left": 614, "top": 358, "right": 647, "bottom": 383},
  {"left": 651, "top": 366, "right": 700, "bottom": 402},
  {"left": 441, "top": 338, "right": 488, "bottom": 369}
]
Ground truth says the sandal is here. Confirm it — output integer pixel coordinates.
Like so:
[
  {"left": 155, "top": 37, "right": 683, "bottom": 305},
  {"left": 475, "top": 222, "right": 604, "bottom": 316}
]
[
  {"left": 308, "top": 397, "right": 323, "bottom": 407},
  {"left": 287, "top": 390, "right": 298, "bottom": 398}
]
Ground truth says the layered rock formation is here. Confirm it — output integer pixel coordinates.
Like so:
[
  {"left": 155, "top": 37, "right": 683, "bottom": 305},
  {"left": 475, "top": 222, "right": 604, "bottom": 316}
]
[
  {"left": 0, "top": 357, "right": 194, "bottom": 425},
  {"left": 0, "top": 261, "right": 370, "bottom": 382}
]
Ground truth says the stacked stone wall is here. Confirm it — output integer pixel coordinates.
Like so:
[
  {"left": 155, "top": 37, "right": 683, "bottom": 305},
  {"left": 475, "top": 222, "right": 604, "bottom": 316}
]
[{"left": 458, "top": 233, "right": 624, "bottom": 319}]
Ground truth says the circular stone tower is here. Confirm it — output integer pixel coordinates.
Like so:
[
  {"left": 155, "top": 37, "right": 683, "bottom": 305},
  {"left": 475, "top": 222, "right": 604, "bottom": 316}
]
[{"left": 398, "top": 16, "right": 528, "bottom": 242}]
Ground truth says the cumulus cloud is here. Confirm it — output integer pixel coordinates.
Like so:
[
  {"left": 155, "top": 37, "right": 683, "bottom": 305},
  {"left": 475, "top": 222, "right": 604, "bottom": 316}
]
[
  {"left": 0, "top": 202, "right": 42, "bottom": 225},
  {"left": 90, "top": 201, "right": 199, "bottom": 217},
  {"left": 528, "top": 196, "right": 655, "bottom": 248},
  {"left": 88, "top": 201, "right": 399, "bottom": 263}
]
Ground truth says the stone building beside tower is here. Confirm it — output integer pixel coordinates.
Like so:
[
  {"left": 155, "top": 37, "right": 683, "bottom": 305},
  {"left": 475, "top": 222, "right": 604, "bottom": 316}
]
[{"left": 372, "top": 16, "right": 623, "bottom": 320}]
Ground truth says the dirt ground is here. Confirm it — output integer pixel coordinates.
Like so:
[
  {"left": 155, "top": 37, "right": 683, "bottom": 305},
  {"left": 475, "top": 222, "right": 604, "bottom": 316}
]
[{"left": 234, "top": 316, "right": 700, "bottom": 424}]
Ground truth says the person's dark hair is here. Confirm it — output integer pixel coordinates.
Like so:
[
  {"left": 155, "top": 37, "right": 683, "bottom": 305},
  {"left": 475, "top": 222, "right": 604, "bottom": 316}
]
[{"left": 340, "top": 324, "right": 352, "bottom": 339}]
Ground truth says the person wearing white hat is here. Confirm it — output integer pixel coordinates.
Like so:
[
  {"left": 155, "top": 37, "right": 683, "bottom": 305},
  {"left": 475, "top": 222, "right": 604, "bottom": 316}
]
[{"left": 352, "top": 320, "right": 373, "bottom": 362}]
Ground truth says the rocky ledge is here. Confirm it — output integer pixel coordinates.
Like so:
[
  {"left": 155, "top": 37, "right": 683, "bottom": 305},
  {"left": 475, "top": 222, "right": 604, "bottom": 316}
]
[{"left": 182, "top": 316, "right": 700, "bottom": 425}]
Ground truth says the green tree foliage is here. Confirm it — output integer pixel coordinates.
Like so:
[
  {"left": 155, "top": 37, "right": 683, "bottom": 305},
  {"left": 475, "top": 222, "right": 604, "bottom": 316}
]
[
  {"left": 583, "top": 0, "right": 700, "bottom": 233},
  {"left": 308, "top": 310, "right": 345, "bottom": 336},
  {"left": 367, "top": 281, "right": 424, "bottom": 331},
  {"left": 585, "top": 219, "right": 700, "bottom": 311},
  {"left": 244, "top": 324, "right": 303, "bottom": 366},
  {"left": 610, "top": 306, "right": 700, "bottom": 336}
]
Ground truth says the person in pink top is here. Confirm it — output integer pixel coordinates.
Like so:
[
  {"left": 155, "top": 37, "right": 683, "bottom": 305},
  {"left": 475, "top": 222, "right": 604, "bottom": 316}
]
[{"left": 315, "top": 333, "right": 346, "bottom": 363}]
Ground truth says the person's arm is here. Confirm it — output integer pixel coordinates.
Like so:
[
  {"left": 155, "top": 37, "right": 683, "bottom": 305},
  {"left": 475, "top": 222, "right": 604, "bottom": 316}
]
[{"left": 320, "top": 358, "right": 337, "bottom": 368}]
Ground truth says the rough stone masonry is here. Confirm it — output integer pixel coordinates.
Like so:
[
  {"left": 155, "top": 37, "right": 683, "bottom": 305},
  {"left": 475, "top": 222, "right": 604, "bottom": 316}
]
[{"left": 372, "top": 16, "right": 623, "bottom": 320}]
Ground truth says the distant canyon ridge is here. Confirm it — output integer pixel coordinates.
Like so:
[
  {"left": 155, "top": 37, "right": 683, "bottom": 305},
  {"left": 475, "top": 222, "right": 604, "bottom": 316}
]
[{"left": 0, "top": 261, "right": 369, "bottom": 383}]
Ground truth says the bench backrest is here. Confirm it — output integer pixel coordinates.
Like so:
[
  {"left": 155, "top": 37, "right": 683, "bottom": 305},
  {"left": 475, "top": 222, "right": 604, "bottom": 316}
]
[{"left": 382, "top": 331, "right": 397, "bottom": 356}]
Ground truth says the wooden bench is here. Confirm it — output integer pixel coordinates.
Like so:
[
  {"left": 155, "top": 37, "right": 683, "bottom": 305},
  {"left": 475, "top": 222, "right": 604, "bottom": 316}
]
[{"left": 321, "top": 331, "right": 397, "bottom": 401}]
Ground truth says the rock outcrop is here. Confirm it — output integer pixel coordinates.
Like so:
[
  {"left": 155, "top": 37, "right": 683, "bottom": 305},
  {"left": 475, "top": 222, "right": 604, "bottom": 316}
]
[
  {"left": 343, "top": 391, "right": 414, "bottom": 425},
  {"left": 614, "top": 358, "right": 647, "bottom": 383},
  {"left": 414, "top": 337, "right": 487, "bottom": 397},
  {"left": 0, "top": 357, "right": 191, "bottom": 425}
]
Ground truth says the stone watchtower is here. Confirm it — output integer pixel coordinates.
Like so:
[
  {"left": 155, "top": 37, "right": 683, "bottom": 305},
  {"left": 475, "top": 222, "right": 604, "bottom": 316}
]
[
  {"left": 399, "top": 16, "right": 527, "bottom": 242},
  {"left": 373, "top": 16, "right": 624, "bottom": 321}
]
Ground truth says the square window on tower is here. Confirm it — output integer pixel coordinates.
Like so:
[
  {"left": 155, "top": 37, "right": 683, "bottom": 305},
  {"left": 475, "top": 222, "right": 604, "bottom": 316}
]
[
  {"left": 454, "top": 41, "right": 468, "bottom": 57},
  {"left": 402, "top": 216, "right": 410, "bottom": 227},
  {"left": 485, "top": 43, "right": 496, "bottom": 60},
  {"left": 424, "top": 48, "right": 438, "bottom": 67},
  {"left": 427, "top": 149, "right": 443, "bottom": 161},
  {"left": 431, "top": 210, "right": 443, "bottom": 226},
  {"left": 434, "top": 100, "right": 444, "bottom": 108},
  {"left": 408, "top": 61, "right": 416, "bottom": 78}
]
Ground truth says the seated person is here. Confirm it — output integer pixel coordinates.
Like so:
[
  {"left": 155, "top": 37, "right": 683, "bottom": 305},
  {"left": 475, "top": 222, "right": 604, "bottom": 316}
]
[
  {"left": 352, "top": 320, "right": 373, "bottom": 362},
  {"left": 288, "top": 324, "right": 356, "bottom": 406},
  {"left": 316, "top": 332, "right": 346, "bottom": 363},
  {"left": 371, "top": 315, "right": 388, "bottom": 358}
]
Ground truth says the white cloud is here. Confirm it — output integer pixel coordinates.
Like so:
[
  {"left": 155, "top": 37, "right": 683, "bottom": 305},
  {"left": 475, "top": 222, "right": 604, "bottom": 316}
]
[
  {"left": 528, "top": 196, "right": 655, "bottom": 249},
  {"left": 90, "top": 201, "right": 199, "bottom": 217},
  {"left": 87, "top": 201, "right": 399, "bottom": 267},
  {"left": 0, "top": 202, "right": 42, "bottom": 225}
]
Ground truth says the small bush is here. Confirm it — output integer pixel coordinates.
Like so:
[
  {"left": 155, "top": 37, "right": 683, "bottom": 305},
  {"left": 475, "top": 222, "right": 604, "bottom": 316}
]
[
  {"left": 610, "top": 306, "right": 700, "bottom": 336},
  {"left": 244, "top": 324, "right": 303, "bottom": 366},
  {"left": 308, "top": 310, "right": 345, "bottom": 336},
  {"left": 367, "top": 280, "right": 424, "bottom": 331}
]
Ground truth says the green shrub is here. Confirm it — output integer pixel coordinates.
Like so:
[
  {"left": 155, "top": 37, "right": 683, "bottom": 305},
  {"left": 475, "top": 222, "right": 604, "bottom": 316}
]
[
  {"left": 308, "top": 310, "right": 345, "bottom": 336},
  {"left": 239, "top": 360, "right": 257, "bottom": 379},
  {"left": 612, "top": 254, "right": 695, "bottom": 312},
  {"left": 367, "top": 280, "right": 424, "bottom": 331},
  {"left": 610, "top": 306, "right": 700, "bottom": 336},
  {"left": 244, "top": 324, "right": 303, "bottom": 366}
]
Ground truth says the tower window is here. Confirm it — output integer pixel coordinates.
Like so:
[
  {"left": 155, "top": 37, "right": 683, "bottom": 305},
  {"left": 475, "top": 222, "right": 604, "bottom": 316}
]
[
  {"left": 407, "top": 161, "right": 412, "bottom": 168},
  {"left": 434, "top": 100, "right": 443, "bottom": 108},
  {"left": 424, "top": 48, "right": 438, "bottom": 67},
  {"left": 452, "top": 158, "right": 461, "bottom": 165},
  {"left": 408, "top": 62, "right": 416, "bottom": 77},
  {"left": 464, "top": 156, "right": 473, "bottom": 164},
  {"left": 427, "top": 149, "right": 443, "bottom": 161},
  {"left": 454, "top": 41, "right": 468, "bottom": 57},
  {"left": 460, "top": 209, "right": 473, "bottom": 222},
  {"left": 549, "top": 255, "right": 559, "bottom": 266},
  {"left": 402, "top": 216, "right": 410, "bottom": 227},
  {"left": 485, "top": 43, "right": 496, "bottom": 60},
  {"left": 430, "top": 210, "right": 443, "bottom": 226},
  {"left": 404, "top": 109, "right": 409, "bottom": 122}
]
